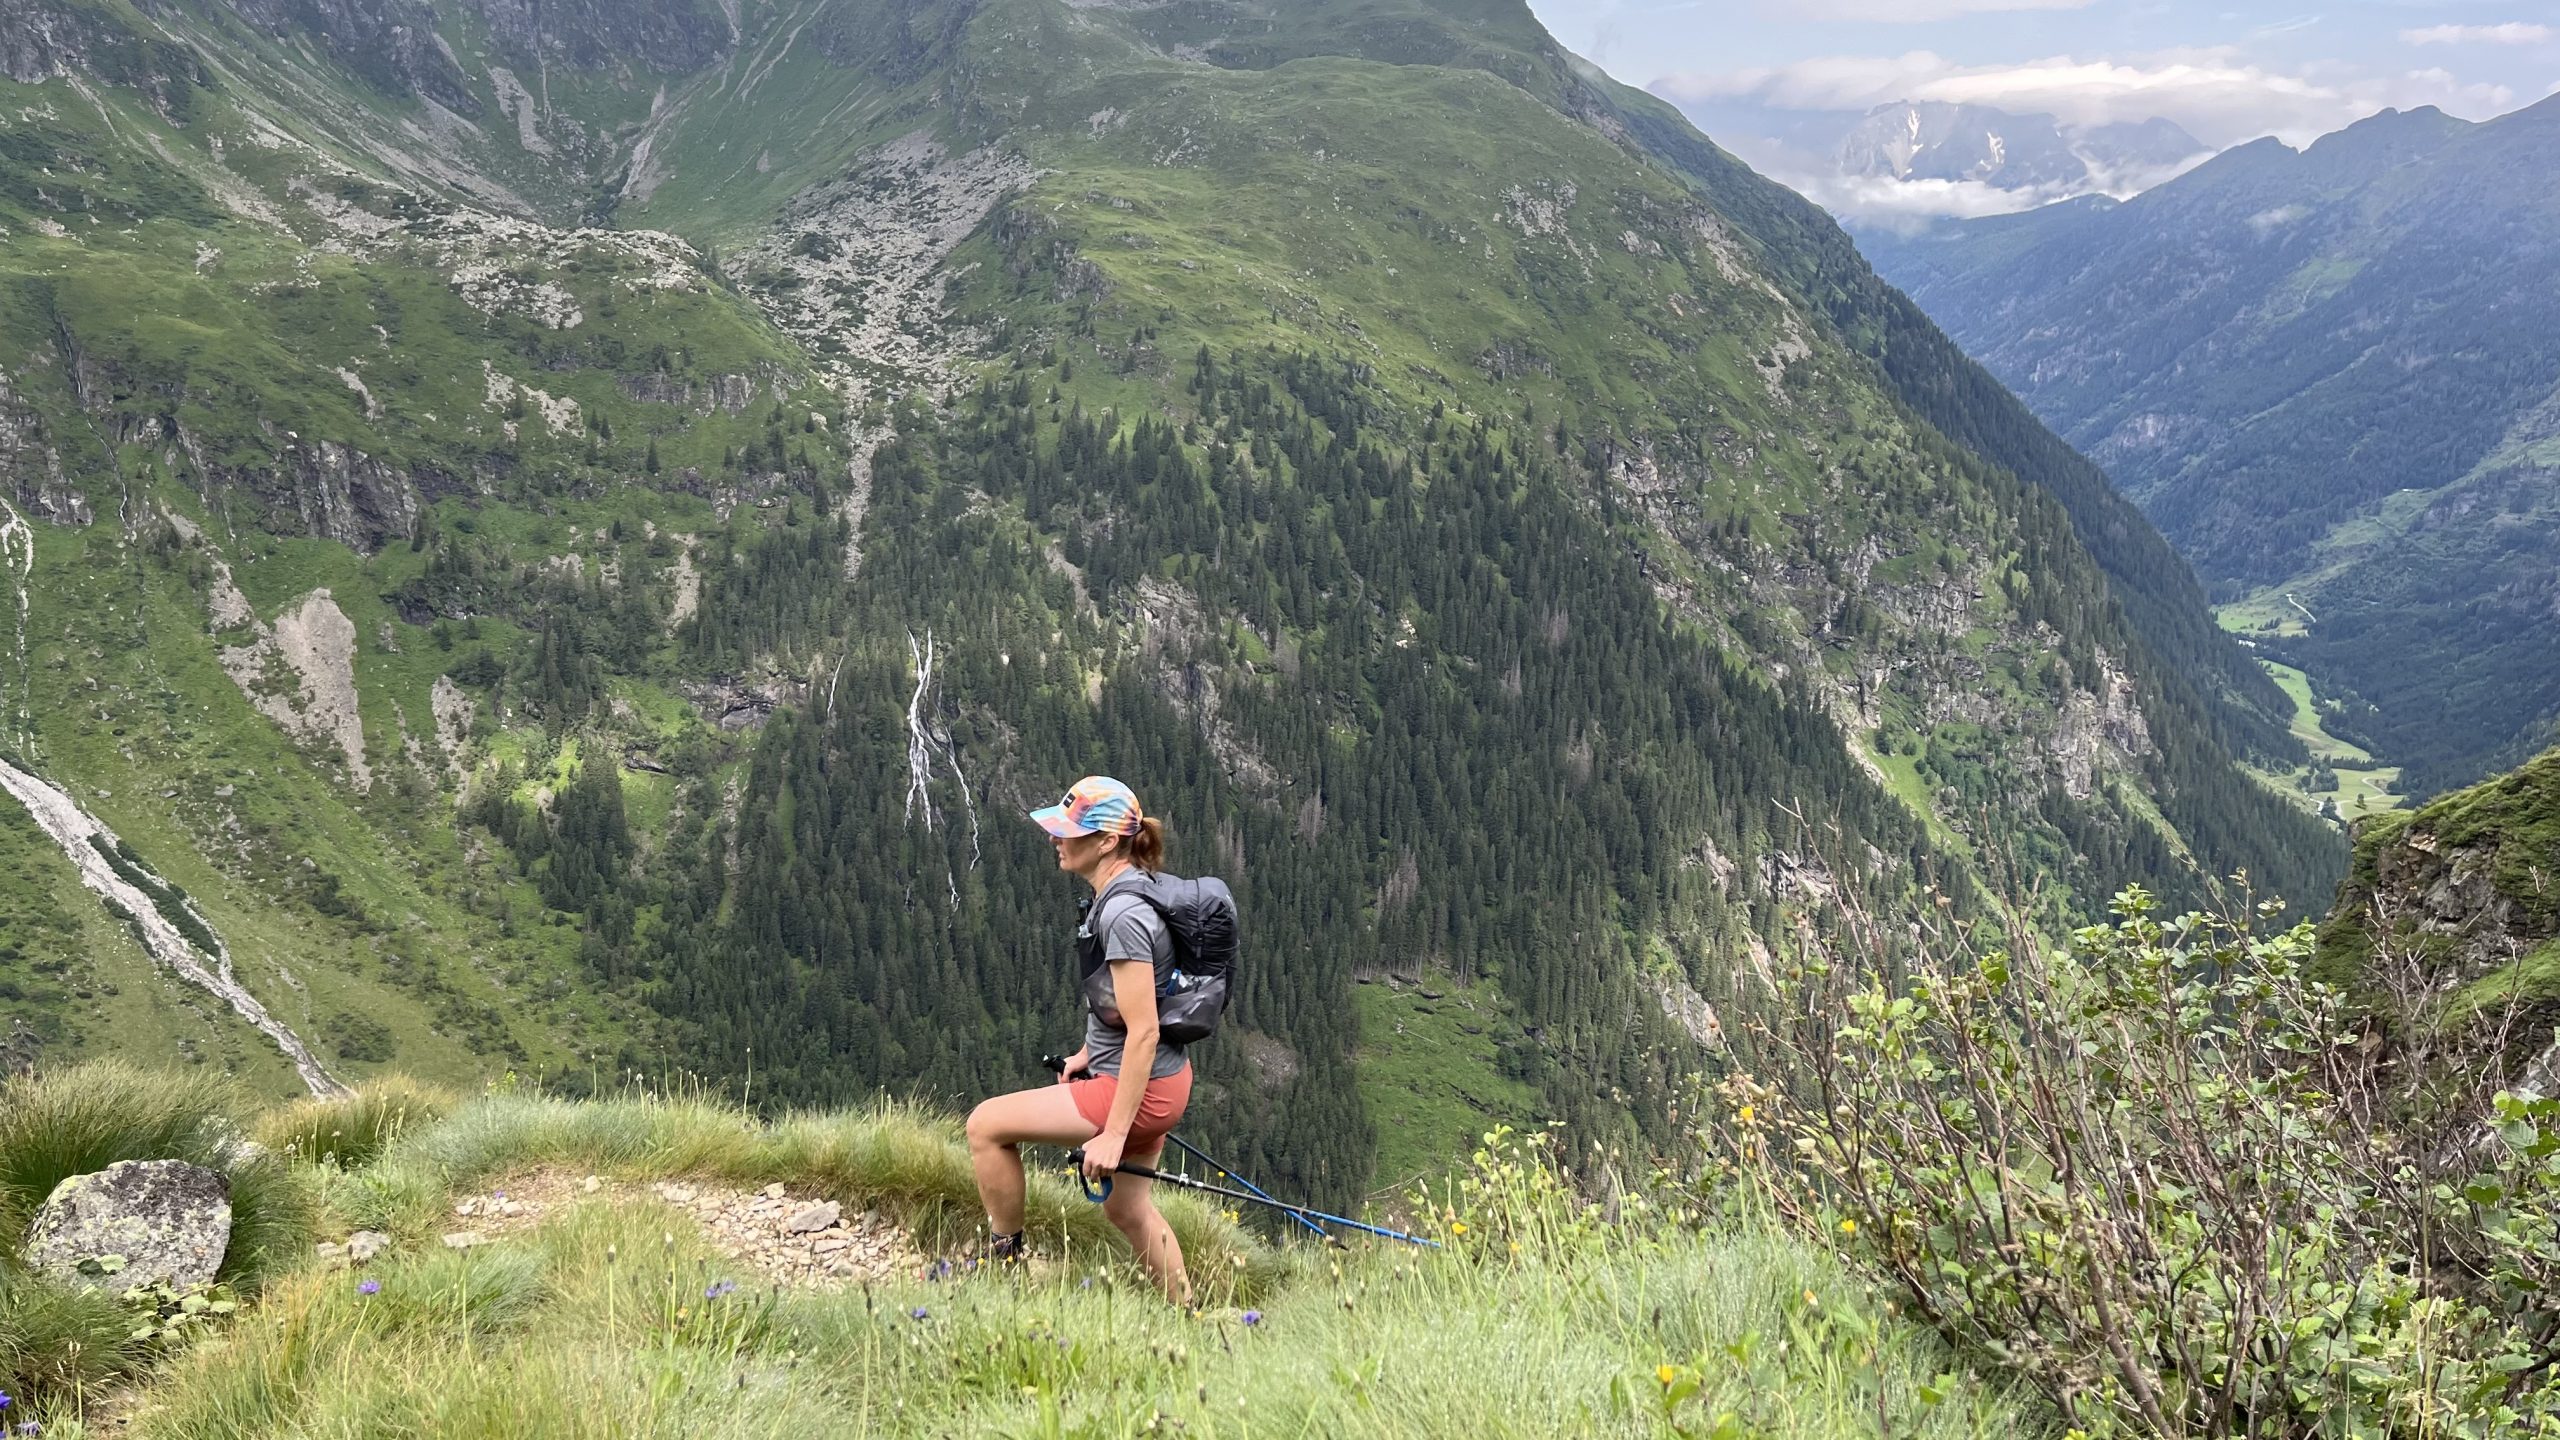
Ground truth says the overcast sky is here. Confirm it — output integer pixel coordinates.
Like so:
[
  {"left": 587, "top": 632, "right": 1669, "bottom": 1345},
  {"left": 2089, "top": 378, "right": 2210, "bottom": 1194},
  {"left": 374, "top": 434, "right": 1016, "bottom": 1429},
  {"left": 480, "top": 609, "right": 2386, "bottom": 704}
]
[{"left": 1527, "top": 0, "right": 2560, "bottom": 218}]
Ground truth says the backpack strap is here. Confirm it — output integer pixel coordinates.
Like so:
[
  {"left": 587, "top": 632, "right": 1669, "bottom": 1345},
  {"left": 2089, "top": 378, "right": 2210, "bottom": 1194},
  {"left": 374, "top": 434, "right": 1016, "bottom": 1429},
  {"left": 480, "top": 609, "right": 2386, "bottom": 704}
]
[{"left": 1086, "top": 882, "right": 1160, "bottom": 962}]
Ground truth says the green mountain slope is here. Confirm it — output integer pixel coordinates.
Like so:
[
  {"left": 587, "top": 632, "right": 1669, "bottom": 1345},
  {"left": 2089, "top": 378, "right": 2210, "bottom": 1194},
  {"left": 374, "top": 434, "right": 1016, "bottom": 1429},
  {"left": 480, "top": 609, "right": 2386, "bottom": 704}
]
[
  {"left": 0, "top": 0, "right": 2339, "bottom": 1199},
  {"left": 1859, "top": 99, "right": 2560, "bottom": 797}
]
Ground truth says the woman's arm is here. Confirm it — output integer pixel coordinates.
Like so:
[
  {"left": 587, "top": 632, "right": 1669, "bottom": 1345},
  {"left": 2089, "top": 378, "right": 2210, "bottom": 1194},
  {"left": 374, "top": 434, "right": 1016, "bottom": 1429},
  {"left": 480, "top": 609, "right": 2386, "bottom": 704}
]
[{"left": 1081, "top": 959, "right": 1160, "bottom": 1178}]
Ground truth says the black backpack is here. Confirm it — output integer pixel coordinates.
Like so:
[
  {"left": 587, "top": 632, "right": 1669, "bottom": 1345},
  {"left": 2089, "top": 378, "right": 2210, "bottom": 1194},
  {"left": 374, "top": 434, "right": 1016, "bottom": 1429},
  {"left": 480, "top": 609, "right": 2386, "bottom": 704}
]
[{"left": 1079, "top": 874, "right": 1238, "bottom": 1046}]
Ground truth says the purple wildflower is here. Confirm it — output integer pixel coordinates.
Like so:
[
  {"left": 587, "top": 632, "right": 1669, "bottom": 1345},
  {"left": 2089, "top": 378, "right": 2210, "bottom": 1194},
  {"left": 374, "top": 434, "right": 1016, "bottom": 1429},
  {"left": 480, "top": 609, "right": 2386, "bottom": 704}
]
[
  {"left": 21, "top": 1420, "right": 41, "bottom": 1435},
  {"left": 0, "top": 1392, "right": 12, "bottom": 1410},
  {"left": 1241, "top": 1310, "right": 1262, "bottom": 1327},
  {"left": 705, "top": 1280, "right": 737, "bottom": 1300},
  {"left": 910, "top": 1306, "right": 930, "bottom": 1321},
  {"left": 358, "top": 1278, "right": 381, "bottom": 1296}
]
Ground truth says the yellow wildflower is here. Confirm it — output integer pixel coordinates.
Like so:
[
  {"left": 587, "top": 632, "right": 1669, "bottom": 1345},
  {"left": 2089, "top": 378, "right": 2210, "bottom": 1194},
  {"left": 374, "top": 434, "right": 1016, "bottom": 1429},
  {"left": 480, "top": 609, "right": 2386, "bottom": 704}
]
[
  {"left": 1450, "top": 1221, "right": 1468, "bottom": 1236},
  {"left": 1839, "top": 1218, "right": 1857, "bottom": 1236},
  {"left": 1738, "top": 1104, "right": 1756, "bottom": 1124},
  {"left": 1656, "top": 1364, "right": 1680, "bottom": 1386}
]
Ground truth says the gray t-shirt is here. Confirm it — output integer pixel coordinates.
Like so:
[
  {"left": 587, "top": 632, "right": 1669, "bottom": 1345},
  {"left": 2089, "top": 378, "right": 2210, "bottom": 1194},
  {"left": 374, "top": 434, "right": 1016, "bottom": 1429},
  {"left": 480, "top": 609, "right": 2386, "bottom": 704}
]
[{"left": 1081, "top": 871, "right": 1189, "bottom": 1080}]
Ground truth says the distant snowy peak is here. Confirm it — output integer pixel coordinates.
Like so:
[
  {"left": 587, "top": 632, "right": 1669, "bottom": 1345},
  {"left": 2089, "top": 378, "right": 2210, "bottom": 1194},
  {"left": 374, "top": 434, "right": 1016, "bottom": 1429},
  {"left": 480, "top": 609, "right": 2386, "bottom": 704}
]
[{"left": 1838, "top": 102, "right": 2206, "bottom": 195}]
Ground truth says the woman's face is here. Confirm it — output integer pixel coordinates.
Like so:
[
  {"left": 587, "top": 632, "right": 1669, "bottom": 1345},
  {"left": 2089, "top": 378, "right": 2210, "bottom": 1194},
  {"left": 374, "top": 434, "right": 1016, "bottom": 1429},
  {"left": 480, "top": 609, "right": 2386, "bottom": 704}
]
[{"left": 1052, "top": 829, "right": 1112, "bottom": 877}]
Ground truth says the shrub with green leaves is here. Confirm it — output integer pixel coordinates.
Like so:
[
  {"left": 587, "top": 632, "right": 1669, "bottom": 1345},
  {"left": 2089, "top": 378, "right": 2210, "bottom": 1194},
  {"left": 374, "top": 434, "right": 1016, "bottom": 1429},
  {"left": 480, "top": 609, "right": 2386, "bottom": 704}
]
[{"left": 1725, "top": 887, "right": 2560, "bottom": 1437}]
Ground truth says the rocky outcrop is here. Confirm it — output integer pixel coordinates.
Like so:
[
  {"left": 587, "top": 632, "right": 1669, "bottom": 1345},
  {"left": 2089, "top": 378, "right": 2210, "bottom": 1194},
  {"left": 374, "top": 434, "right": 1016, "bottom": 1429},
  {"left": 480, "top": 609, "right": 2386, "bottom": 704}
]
[
  {"left": 2324, "top": 748, "right": 2560, "bottom": 989},
  {"left": 684, "top": 672, "right": 798, "bottom": 732},
  {"left": 272, "top": 440, "right": 429, "bottom": 552},
  {"left": 5, "top": 0, "right": 212, "bottom": 119},
  {"left": 177, "top": 422, "right": 433, "bottom": 553},
  {"left": 0, "top": 368, "right": 85, "bottom": 526},
  {"left": 617, "top": 370, "right": 766, "bottom": 415},
  {"left": 1647, "top": 967, "right": 1725, "bottom": 1050},
  {"left": 1126, "top": 577, "right": 1282, "bottom": 795},
  {"left": 218, "top": 0, "right": 479, "bottom": 113},
  {"left": 219, "top": 588, "right": 373, "bottom": 790},
  {"left": 2320, "top": 745, "right": 2560, "bottom": 1113},
  {"left": 2046, "top": 655, "right": 2153, "bottom": 800},
  {"left": 24, "top": 1159, "right": 233, "bottom": 1294},
  {"left": 464, "top": 0, "right": 735, "bottom": 73}
]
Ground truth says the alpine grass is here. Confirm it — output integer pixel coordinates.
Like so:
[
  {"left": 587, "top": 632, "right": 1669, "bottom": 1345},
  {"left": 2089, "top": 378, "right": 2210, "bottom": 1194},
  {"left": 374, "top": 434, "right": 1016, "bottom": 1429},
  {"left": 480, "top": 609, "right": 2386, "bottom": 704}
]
[{"left": 104, "top": 1089, "right": 2034, "bottom": 1439}]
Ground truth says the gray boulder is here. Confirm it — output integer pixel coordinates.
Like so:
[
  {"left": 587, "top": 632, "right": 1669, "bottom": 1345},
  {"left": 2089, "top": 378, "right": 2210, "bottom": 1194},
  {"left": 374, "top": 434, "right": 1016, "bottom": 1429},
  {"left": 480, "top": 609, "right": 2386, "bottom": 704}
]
[
  {"left": 24, "top": 1159, "right": 233, "bottom": 1294},
  {"left": 785, "top": 1200, "right": 841, "bottom": 1233}
]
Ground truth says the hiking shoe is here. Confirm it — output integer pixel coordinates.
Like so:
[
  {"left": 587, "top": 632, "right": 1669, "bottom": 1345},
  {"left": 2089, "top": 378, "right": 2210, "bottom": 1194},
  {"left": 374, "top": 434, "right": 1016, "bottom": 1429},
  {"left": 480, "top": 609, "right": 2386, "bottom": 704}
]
[{"left": 987, "top": 1230, "right": 1029, "bottom": 1266}]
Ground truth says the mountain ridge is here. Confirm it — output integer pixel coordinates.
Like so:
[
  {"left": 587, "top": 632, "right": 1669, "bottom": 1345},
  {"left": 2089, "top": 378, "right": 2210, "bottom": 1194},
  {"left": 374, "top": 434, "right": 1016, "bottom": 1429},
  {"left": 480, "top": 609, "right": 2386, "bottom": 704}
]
[{"left": 1859, "top": 94, "right": 2560, "bottom": 798}]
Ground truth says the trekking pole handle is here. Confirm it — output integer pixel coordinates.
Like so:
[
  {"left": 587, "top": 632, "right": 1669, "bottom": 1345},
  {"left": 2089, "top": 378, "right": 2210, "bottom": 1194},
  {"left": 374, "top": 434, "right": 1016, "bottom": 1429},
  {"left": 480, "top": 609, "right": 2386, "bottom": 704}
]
[{"left": 1064, "top": 1148, "right": 1113, "bottom": 1203}]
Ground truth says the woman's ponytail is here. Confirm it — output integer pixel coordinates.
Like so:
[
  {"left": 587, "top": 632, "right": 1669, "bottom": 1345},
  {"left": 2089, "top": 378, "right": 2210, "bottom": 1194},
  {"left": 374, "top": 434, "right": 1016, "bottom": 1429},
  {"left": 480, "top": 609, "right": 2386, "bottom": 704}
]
[{"left": 1125, "top": 815, "right": 1167, "bottom": 873}]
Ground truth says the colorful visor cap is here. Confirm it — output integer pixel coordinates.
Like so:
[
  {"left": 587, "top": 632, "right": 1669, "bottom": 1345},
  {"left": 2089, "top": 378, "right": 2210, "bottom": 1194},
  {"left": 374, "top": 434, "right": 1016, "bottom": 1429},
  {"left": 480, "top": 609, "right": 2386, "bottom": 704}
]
[{"left": 1031, "top": 776, "right": 1144, "bottom": 838}]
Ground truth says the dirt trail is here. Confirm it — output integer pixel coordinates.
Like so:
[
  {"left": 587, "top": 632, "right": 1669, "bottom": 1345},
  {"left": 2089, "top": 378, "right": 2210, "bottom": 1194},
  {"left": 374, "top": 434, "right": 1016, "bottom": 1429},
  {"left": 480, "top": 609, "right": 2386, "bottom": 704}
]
[{"left": 0, "top": 754, "right": 346, "bottom": 1096}]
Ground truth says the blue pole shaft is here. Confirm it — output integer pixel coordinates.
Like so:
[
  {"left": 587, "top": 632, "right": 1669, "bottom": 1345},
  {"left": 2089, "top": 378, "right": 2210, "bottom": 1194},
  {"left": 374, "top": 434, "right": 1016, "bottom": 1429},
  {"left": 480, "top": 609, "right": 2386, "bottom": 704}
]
[
  {"left": 1072, "top": 1151, "right": 1440, "bottom": 1248},
  {"left": 1165, "top": 1133, "right": 1332, "bottom": 1240}
]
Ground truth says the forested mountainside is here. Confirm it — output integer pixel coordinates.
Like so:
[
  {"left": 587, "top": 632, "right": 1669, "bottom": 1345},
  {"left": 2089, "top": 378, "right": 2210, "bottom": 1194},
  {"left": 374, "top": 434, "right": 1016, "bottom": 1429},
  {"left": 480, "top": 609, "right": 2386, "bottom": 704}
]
[
  {"left": 1860, "top": 98, "right": 2560, "bottom": 799},
  {"left": 0, "top": 0, "right": 2339, "bottom": 1203}
]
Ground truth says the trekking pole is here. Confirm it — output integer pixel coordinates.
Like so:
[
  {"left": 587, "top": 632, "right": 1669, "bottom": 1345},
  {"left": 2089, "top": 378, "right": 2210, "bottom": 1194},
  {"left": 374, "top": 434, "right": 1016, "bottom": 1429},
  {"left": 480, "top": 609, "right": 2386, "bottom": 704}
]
[
  {"left": 1067, "top": 1149, "right": 1440, "bottom": 1248},
  {"left": 1163, "top": 1133, "right": 1333, "bottom": 1241},
  {"left": 1039, "top": 1054, "right": 1331, "bottom": 1241}
]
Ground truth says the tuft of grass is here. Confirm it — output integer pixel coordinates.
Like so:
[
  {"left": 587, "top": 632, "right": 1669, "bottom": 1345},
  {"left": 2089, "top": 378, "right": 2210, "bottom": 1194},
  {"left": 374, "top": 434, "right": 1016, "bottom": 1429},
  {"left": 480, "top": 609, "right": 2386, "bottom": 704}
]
[
  {"left": 254, "top": 1076, "right": 457, "bottom": 1170},
  {"left": 0, "top": 1261, "right": 146, "bottom": 1411},
  {"left": 0, "top": 1062, "right": 315, "bottom": 1291}
]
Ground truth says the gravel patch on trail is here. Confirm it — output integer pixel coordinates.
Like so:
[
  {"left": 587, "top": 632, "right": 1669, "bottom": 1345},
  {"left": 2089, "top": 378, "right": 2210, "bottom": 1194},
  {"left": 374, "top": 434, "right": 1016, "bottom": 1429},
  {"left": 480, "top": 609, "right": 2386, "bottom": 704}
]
[{"left": 439, "top": 1171, "right": 922, "bottom": 1290}]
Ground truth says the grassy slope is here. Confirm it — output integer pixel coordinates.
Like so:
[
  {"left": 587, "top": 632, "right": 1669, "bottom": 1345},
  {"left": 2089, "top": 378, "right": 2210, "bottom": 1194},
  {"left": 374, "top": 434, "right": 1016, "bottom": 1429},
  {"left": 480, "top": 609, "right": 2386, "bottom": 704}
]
[
  {"left": 0, "top": 791, "right": 289, "bottom": 1082},
  {"left": 0, "top": 1072, "right": 2036, "bottom": 1439},
  {"left": 1352, "top": 978, "right": 1541, "bottom": 1196},
  {"left": 0, "top": 50, "right": 847, "bottom": 1092}
]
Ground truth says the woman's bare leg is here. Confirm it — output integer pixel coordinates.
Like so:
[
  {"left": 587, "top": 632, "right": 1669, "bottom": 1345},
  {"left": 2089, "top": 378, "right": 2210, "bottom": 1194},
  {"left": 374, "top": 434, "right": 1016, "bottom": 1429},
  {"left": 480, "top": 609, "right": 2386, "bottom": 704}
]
[
  {"left": 1101, "top": 1139, "right": 1190, "bottom": 1304},
  {"left": 965, "top": 1086, "right": 1099, "bottom": 1235}
]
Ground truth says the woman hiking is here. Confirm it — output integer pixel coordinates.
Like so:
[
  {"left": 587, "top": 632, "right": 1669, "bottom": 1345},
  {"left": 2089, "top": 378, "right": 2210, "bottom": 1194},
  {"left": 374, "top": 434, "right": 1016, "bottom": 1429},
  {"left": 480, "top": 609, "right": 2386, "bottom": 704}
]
[{"left": 966, "top": 776, "right": 1192, "bottom": 1303}]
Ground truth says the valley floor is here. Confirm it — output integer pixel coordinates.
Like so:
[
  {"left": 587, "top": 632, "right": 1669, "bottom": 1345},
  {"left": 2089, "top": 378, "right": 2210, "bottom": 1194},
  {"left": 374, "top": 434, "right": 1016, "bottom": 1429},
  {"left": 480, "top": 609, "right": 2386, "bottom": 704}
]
[{"left": 2218, "top": 600, "right": 2403, "bottom": 823}]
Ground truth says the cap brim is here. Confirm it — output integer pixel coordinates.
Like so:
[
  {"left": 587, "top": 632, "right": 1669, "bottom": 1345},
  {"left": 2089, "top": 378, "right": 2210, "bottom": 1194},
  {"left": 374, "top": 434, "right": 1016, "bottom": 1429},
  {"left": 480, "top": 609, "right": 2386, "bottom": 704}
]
[{"left": 1030, "top": 805, "right": 1089, "bottom": 838}]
